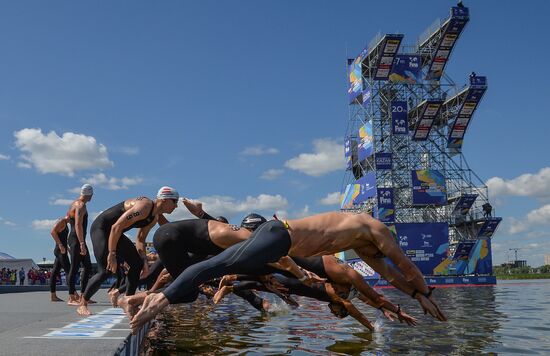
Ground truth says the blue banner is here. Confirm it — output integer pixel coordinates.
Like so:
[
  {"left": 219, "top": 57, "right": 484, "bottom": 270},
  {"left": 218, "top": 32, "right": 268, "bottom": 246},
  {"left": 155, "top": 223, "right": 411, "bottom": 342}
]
[
  {"left": 355, "top": 172, "right": 377, "bottom": 204},
  {"left": 395, "top": 223, "right": 449, "bottom": 275},
  {"left": 452, "top": 242, "right": 475, "bottom": 260},
  {"left": 346, "top": 258, "right": 380, "bottom": 279},
  {"left": 377, "top": 188, "right": 395, "bottom": 223},
  {"left": 375, "top": 152, "right": 392, "bottom": 170},
  {"left": 348, "top": 47, "right": 367, "bottom": 104},
  {"left": 374, "top": 35, "right": 403, "bottom": 80},
  {"left": 340, "top": 172, "right": 376, "bottom": 208},
  {"left": 470, "top": 75, "right": 487, "bottom": 87},
  {"left": 361, "top": 88, "right": 372, "bottom": 108},
  {"left": 357, "top": 121, "right": 374, "bottom": 162},
  {"left": 344, "top": 138, "right": 353, "bottom": 170},
  {"left": 473, "top": 239, "right": 493, "bottom": 275},
  {"left": 391, "top": 101, "right": 408, "bottom": 135},
  {"left": 389, "top": 55, "right": 421, "bottom": 84},
  {"left": 451, "top": 6, "right": 469, "bottom": 18},
  {"left": 448, "top": 79, "right": 487, "bottom": 150},
  {"left": 412, "top": 170, "right": 447, "bottom": 205},
  {"left": 412, "top": 100, "right": 443, "bottom": 141},
  {"left": 426, "top": 7, "right": 469, "bottom": 81},
  {"left": 477, "top": 217, "right": 502, "bottom": 238},
  {"left": 452, "top": 194, "right": 478, "bottom": 215}
]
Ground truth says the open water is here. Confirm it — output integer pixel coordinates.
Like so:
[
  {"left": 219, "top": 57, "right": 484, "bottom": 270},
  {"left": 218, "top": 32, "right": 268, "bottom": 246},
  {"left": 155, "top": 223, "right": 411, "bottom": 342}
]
[{"left": 143, "top": 279, "right": 550, "bottom": 355}]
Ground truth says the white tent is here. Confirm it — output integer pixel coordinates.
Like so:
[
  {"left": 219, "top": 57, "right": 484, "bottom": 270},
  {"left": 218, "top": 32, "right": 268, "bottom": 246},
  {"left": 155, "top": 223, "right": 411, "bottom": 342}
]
[{"left": 1, "top": 253, "right": 38, "bottom": 286}]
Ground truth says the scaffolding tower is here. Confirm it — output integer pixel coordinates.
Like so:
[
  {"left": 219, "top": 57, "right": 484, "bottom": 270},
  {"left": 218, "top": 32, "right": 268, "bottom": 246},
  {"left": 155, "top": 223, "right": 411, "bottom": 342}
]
[{"left": 341, "top": 5, "right": 501, "bottom": 260}]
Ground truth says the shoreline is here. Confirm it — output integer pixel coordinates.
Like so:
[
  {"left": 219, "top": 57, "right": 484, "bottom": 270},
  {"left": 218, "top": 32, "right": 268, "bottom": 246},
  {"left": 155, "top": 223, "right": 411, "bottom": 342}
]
[{"left": 496, "top": 274, "right": 550, "bottom": 280}]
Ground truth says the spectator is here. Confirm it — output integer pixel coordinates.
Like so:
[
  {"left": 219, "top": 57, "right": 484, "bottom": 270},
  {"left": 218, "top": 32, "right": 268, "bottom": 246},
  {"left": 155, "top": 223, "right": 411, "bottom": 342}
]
[{"left": 19, "top": 268, "right": 25, "bottom": 285}]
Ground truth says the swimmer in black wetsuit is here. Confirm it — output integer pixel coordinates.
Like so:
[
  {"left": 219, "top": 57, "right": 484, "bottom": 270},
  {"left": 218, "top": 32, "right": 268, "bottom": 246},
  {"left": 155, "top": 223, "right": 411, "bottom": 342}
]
[
  {"left": 117, "top": 211, "right": 292, "bottom": 319},
  {"left": 76, "top": 186, "right": 179, "bottom": 316},
  {"left": 66, "top": 184, "right": 94, "bottom": 305},
  {"left": 49, "top": 216, "right": 71, "bottom": 302},
  {"left": 131, "top": 212, "right": 447, "bottom": 333}
]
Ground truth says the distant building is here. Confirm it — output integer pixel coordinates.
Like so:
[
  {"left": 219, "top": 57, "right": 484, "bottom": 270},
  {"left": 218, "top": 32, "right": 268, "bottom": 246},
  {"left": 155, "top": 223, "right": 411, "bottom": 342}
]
[
  {"left": 545, "top": 254, "right": 550, "bottom": 266},
  {"left": 513, "top": 260, "right": 527, "bottom": 268}
]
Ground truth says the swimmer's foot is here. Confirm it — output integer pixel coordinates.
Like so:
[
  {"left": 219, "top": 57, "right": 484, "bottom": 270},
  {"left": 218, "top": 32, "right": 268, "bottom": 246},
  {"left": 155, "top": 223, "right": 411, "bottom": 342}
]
[
  {"left": 130, "top": 293, "right": 169, "bottom": 334},
  {"left": 76, "top": 304, "right": 92, "bottom": 316},
  {"left": 213, "top": 285, "right": 234, "bottom": 304},
  {"left": 50, "top": 294, "right": 64, "bottom": 302},
  {"left": 118, "top": 295, "right": 141, "bottom": 319},
  {"left": 218, "top": 274, "right": 237, "bottom": 289},
  {"left": 109, "top": 289, "right": 120, "bottom": 307},
  {"left": 87, "top": 299, "right": 97, "bottom": 304},
  {"left": 67, "top": 295, "right": 80, "bottom": 306}
]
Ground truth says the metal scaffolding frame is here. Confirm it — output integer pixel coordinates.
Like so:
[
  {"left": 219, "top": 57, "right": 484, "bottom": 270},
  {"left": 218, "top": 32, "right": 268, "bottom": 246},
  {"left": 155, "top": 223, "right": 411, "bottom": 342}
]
[{"left": 341, "top": 8, "right": 494, "bottom": 253}]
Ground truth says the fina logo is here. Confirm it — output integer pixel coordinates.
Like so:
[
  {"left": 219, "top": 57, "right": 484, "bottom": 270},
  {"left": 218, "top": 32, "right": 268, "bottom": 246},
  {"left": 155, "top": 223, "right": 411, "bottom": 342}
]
[
  {"left": 379, "top": 190, "right": 392, "bottom": 205},
  {"left": 395, "top": 120, "right": 407, "bottom": 133},
  {"left": 399, "top": 235, "right": 408, "bottom": 247}
]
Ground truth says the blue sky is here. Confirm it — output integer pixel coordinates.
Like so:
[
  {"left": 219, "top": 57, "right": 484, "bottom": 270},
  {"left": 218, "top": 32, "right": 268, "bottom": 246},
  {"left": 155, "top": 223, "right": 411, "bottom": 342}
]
[{"left": 0, "top": 1, "right": 549, "bottom": 266}]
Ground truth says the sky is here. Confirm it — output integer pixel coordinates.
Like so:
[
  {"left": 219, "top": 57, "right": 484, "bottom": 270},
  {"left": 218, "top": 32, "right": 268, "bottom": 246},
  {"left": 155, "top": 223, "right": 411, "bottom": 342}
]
[{"left": 0, "top": 1, "right": 549, "bottom": 266}]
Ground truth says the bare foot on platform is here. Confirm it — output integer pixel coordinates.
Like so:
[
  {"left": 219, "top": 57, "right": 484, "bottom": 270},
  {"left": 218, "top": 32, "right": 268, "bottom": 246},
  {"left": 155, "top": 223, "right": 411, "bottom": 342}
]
[
  {"left": 119, "top": 295, "right": 141, "bottom": 319},
  {"left": 130, "top": 293, "right": 169, "bottom": 334},
  {"left": 213, "top": 286, "right": 233, "bottom": 304},
  {"left": 109, "top": 289, "right": 120, "bottom": 307},
  {"left": 67, "top": 295, "right": 80, "bottom": 306},
  {"left": 50, "top": 294, "right": 64, "bottom": 302},
  {"left": 77, "top": 305, "right": 92, "bottom": 316}
]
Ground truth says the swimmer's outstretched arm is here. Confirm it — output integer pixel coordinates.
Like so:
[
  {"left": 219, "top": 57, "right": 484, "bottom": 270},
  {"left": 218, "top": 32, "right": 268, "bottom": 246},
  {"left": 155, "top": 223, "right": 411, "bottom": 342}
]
[
  {"left": 359, "top": 254, "right": 446, "bottom": 321},
  {"left": 325, "top": 284, "right": 374, "bottom": 331},
  {"left": 270, "top": 256, "right": 325, "bottom": 286},
  {"left": 357, "top": 294, "right": 417, "bottom": 326}
]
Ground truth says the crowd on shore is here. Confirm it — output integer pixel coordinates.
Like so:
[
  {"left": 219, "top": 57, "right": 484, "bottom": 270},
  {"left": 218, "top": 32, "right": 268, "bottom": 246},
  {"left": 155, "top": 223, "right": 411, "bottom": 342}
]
[{"left": 0, "top": 267, "right": 55, "bottom": 286}]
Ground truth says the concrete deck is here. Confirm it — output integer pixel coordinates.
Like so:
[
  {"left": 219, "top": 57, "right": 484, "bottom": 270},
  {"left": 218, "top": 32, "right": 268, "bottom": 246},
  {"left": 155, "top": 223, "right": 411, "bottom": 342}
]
[{"left": 0, "top": 289, "right": 147, "bottom": 356}]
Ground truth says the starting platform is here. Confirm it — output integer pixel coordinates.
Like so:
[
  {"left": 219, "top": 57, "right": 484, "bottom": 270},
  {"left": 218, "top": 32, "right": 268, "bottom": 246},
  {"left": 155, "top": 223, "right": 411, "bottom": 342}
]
[{"left": 0, "top": 289, "right": 148, "bottom": 356}]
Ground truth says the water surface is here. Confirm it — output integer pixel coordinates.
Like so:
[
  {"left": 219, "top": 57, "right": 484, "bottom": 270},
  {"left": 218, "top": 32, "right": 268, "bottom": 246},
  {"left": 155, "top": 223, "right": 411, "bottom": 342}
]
[{"left": 143, "top": 279, "right": 550, "bottom": 355}]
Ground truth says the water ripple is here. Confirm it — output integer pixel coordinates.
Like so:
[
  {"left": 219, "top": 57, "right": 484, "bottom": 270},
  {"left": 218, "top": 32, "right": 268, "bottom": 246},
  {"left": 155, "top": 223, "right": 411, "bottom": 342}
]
[{"left": 143, "top": 280, "right": 550, "bottom": 355}]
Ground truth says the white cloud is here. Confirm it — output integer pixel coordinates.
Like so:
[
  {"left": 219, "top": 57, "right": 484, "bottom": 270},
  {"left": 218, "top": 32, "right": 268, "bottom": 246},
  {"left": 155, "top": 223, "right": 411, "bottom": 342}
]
[
  {"left": 0, "top": 217, "right": 16, "bottom": 227},
  {"left": 50, "top": 198, "right": 74, "bottom": 206},
  {"left": 320, "top": 192, "right": 341, "bottom": 206},
  {"left": 171, "top": 194, "right": 289, "bottom": 222},
  {"left": 284, "top": 138, "right": 344, "bottom": 177},
  {"left": 294, "top": 205, "right": 311, "bottom": 218},
  {"left": 241, "top": 146, "right": 279, "bottom": 156},
  {"left": 526, "top": 204, "right": 550, "bottom": 225},
  {"left": 486, "top": 167, "right": 550, "bottom": 200},
  {"left": 82, "top": 173, "right": 143, "bottom": 190},
  {"left": 505, "top": 217, "right": 529, "bottom": 234},
  {"left": 17, "top": 162, "right": 32, "bottom": 169},
  {"left": 0, "top": 154, "right": 10, "bottom": 160},
  {"left": 68, "top": 186, "right": 82, "bottom": 194},
  {"left": 260, "top": 169, "right": 284, "bottom": 180},
  {"left": 119, "top": 146, "right": 139, "bottom": 156},
  {"left": 32, "top": 219, "right": 57, "bottom": 230},
  {"left": 13, "top": 128, "right": 113, "bottom": 176}
]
